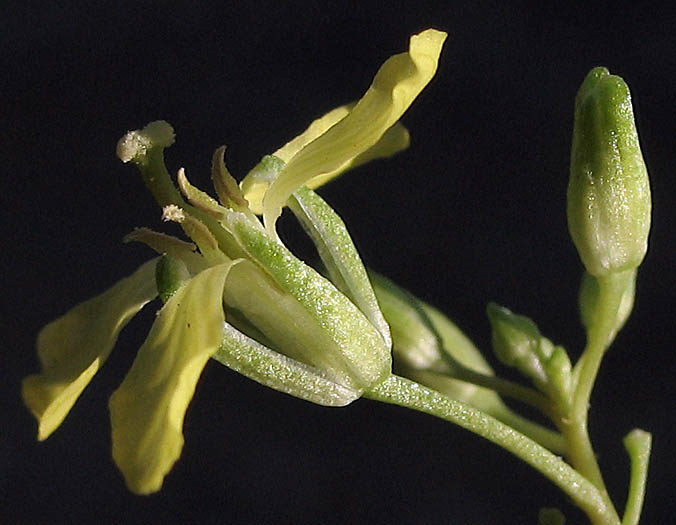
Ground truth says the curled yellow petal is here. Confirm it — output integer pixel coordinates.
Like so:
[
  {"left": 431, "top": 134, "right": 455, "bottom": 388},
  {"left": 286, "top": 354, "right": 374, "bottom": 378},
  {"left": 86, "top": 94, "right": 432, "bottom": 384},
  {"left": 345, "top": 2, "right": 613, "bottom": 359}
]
[
  {"left": 240, "top": 104, "right": 351, "bottom": 214},
  {"left": 241, "top": 117, "right": 409, "bottom": 214},
  {"left": 274, "top": 105, "right": 354, "bottom": 164},
  {"left": 262, "top": 28, "right": 447, "bottom": 233},
  {"left": 109, "top": 262, "right": 235, "bottom": 495},
  {"left": 22, "top": 259, "right": 158, "bottom": 440}
]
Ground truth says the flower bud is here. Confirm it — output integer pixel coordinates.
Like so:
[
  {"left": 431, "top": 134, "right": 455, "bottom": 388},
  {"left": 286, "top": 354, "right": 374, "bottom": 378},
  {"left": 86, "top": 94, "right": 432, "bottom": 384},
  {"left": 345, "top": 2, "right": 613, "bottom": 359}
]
[
  {"left": 567, "top": 67, "right": 651, "bottom": 276},
  {"left": 487, "top": 303, "right": 573, "bottom": 408},
  {"left": 487, "top": 303, "right": 548, "bottom": 387}
]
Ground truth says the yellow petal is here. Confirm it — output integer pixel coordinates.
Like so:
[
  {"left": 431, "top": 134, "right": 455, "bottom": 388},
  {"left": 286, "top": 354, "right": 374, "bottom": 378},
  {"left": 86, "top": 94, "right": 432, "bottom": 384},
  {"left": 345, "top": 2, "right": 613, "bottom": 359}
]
[
  {"left": 303, "top": 121, "right": 409, "bottom": 192},
  {"left": 109, "top": 262, "right": 235, "bottom": 495},
  {"left": 241, "top": 117, "right": 409, "bottom": 214},
  {"left": 240, "top": 105, "right": 350, "bottom": 214},
  {"left": 262, "top": 28, "right": 447, "bottom": 233},
  {"left": 274, "top": 105, "right": 353, "bottom": 163},
  {"left": 22, "top": 259, "right": 158, "bottom": 440}
]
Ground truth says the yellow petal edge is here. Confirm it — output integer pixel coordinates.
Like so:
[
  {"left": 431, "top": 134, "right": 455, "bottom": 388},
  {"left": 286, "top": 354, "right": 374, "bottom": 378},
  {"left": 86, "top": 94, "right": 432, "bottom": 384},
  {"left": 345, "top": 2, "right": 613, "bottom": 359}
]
[
  {"left": 109, "top": 262, "right": 235, "bottom": 495},
  {"left": 262, "top": 28, "right": 447, "bottom": 233},
  {"left": 240, "top": 107, "right": 410, "bottom": 214},
  {"left": 22, "top": 259, "right": 158, "bottom": 441}
]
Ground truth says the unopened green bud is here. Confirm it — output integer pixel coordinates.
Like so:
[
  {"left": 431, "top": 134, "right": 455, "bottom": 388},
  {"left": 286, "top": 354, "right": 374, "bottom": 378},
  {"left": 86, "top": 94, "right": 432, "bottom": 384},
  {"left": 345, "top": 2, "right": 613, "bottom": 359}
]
[
  {"left": 567, "top": 67, "right": 651, "bottom": 277},
  {"left": 487, "top": 303, "right": 548, "bottom": 387},
  {"left": 487, "top": 303, "right": 572, "bottom": 408},
  {"left": 368, "top": 272, "right": 441, "bottom": 370}
]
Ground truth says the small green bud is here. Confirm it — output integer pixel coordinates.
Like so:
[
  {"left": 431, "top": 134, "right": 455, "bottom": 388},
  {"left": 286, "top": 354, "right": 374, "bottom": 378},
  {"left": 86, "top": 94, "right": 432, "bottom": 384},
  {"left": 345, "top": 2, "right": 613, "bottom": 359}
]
[
  {"left": 487, "top": 303, "right": 572, "bottom": 408},
  {"left": 567, "top": 67, "right": 651, "bottom": 277},
  {"left": 487, "top": 303, "right": 548, "bottom": 387}
]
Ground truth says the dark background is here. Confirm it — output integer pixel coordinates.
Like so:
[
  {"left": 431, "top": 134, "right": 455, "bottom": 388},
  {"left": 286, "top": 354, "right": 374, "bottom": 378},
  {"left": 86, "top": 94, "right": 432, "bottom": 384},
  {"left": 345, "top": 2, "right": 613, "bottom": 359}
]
[{"left": 3, "top": 2, "right": 675, "bottom": 523}]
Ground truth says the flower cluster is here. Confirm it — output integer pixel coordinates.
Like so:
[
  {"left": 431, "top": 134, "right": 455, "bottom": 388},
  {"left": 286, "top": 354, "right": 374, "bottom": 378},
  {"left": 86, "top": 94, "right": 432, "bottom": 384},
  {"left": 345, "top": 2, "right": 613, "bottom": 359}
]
[{"left": 22, "top": 29, "right": 447, "bottom": 494}]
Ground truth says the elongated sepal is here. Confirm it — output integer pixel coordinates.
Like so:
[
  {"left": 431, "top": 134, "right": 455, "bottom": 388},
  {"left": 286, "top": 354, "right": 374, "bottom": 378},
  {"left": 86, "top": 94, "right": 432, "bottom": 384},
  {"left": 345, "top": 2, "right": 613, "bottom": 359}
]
[
  {"left": 109, "top": 262, "right": 235, "bottom": 495},
  {"left": 568, "top": 67, "right": 651, "bottom": 277},
  {"left": 544, "top": 346, "right": 573, "bottom": 410},
  {"left": 223, "top": 212, "right": 391, "bottom": 391},
  {"left": 22, "top": 259, "right": 158, "bottom": 440},
  {"left": 213, "top": 324, "right": 359, "bottom": 406},
  {"left": 290, "top": 186, "right": 391, "bottom": 348},
  {"left": 262, "top": 29, "right": 447, "bottom": 233}
]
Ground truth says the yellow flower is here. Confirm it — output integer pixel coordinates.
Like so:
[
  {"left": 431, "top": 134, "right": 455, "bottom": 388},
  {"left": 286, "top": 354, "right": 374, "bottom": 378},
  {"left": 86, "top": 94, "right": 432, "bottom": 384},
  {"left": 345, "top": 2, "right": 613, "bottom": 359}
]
[{"left": 23, "top": 29, "right": 446, "bottom": 495}]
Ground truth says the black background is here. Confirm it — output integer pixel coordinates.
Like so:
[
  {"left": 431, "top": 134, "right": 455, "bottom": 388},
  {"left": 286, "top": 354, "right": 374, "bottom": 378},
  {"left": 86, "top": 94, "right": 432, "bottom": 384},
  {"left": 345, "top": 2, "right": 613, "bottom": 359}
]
[{"left": 3, "top": 2, "right": 675, "bottom": 523}]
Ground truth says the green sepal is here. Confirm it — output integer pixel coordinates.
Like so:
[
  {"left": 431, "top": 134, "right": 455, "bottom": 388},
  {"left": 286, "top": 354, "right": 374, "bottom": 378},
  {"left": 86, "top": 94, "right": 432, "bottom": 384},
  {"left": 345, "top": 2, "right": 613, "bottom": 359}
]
[
  {"left": 289, "top": 186, "right": 391, "bottom": 348},
  {"left": 223, "top": 211, "right": 391, "bottom": 392},
  {"left": 487, "top": 303, "right": 548, "bottom": 384},
  {"left": 213, "top": 323, "right": 359, "bottom": 406}
]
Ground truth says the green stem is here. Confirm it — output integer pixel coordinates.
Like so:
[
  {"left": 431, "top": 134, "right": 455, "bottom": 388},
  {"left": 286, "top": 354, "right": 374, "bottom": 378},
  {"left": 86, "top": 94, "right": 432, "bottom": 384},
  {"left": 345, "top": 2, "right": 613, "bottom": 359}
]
[
  {"left": 484, "top": 398, "right": 566, "bottom": 455},
  {"left": 572, "top": 272, "right": 628, "bottom": 425},
  {"left": 564, "top": 272, "right": 629, "bottom": 495},
  {"left": 621, "top": 429, "right": 652, "bottom": 525},
  {"left": 406, "top": 367, "right": 566, "bottom": 453},
  {"left": 440, "top": 360, "right": 554, "bottom": 416},
  {"left": 366, "top": 375, "right": 621, "bottom": 524}
]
